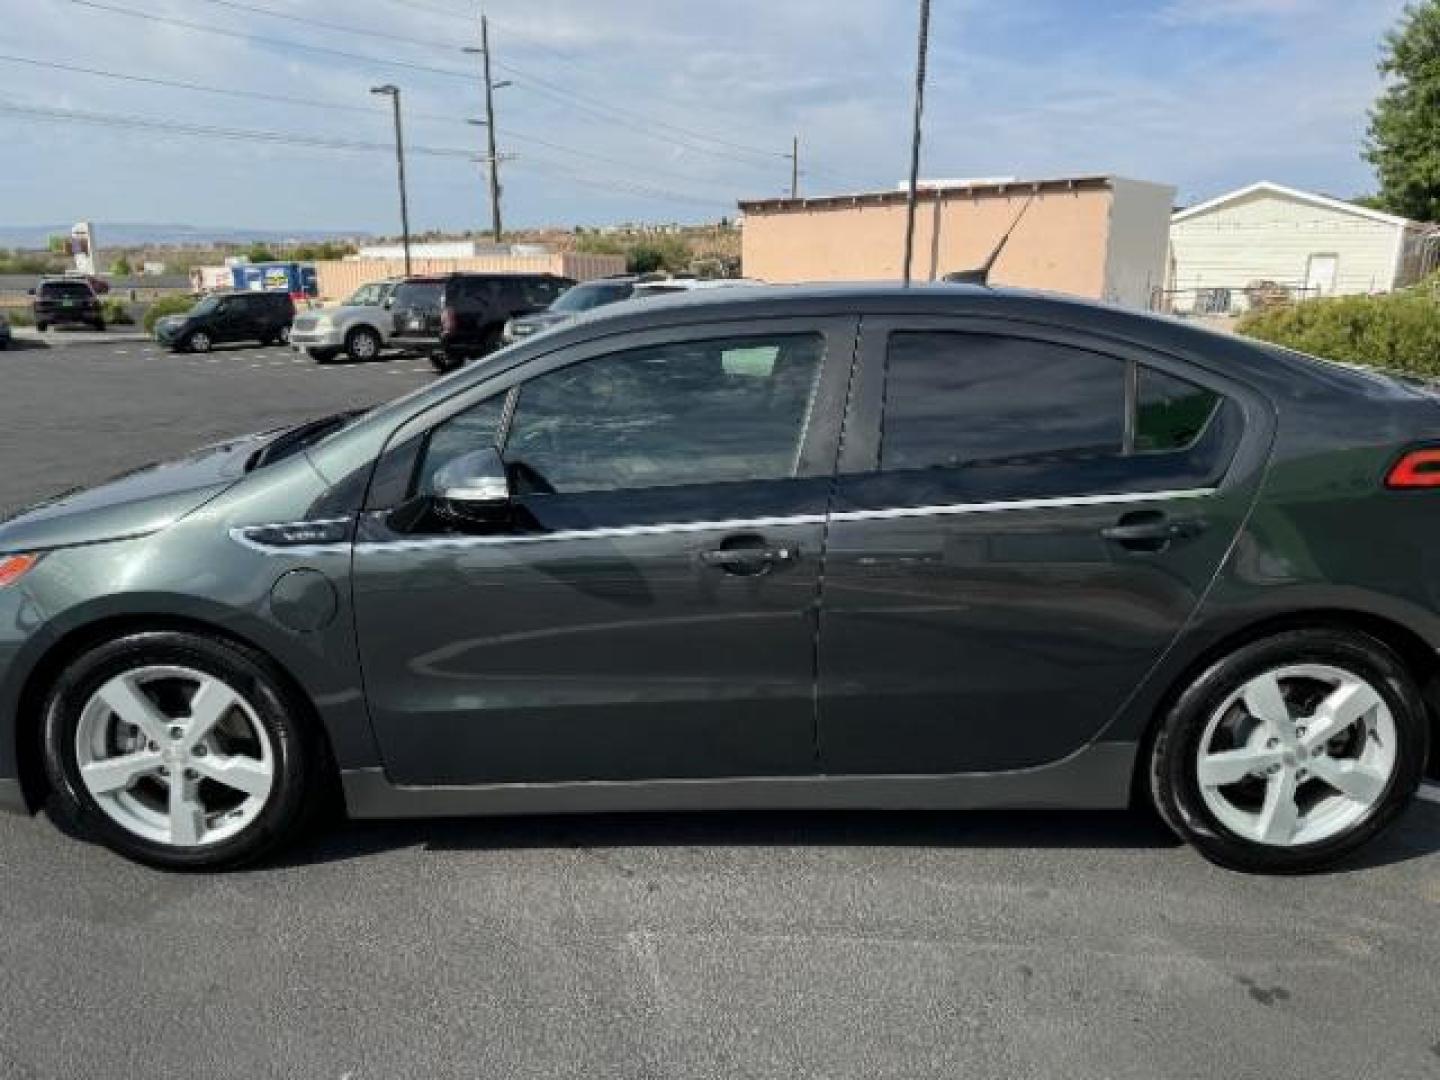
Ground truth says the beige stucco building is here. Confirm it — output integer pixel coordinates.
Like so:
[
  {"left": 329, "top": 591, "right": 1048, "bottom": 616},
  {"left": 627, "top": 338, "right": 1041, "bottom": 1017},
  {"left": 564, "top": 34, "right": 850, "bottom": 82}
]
[{"left": 738, "top": 176, "right": 1175, "bottom": 308}]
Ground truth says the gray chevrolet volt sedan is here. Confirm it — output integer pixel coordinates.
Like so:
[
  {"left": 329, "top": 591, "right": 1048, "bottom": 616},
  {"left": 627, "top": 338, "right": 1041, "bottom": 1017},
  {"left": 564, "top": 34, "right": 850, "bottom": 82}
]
[{"left": 0, "top": 284, "right": 1435, "bottom": 872}]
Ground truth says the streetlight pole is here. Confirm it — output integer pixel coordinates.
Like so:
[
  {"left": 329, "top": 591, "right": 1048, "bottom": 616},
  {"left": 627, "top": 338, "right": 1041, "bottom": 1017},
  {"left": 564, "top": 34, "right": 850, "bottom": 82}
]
[
  {"left": 463, "top": 17, "right": 505, "bottom": 244},
  {"left": 788, "top": 135, "right": 800, "bottom": 199},
  {"left": 901, "top": 0, "right": 932, "bottom": 286},
  {"left": 371, "top": 84, "right": 412, "bottom": 276}
]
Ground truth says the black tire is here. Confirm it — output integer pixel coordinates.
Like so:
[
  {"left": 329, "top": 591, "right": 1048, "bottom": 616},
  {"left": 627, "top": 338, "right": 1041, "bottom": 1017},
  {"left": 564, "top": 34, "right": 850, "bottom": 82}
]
[
  {"left": 35, "top": 321, "right": 48, "bottom": 333},
  {"left": 1149, "top": 627, "right": 1428, "bottom": 873},
  {"left": 185, "top": 330, "right": 212, "bottom": 354},
  {"left": 308, "top": 347, "right": 340, "bottom": 364},
  {"left": 41, "top": 631, "right": 323, "bottom": 870},
  {"left": 92, "top": 319, "right": 106, "bottom": 332},
  {"left": 431, "top": 349, "right": 460, "bottom": 373},
  {"left": 345, "top": 326, "right": 382, "bottom": 363}
]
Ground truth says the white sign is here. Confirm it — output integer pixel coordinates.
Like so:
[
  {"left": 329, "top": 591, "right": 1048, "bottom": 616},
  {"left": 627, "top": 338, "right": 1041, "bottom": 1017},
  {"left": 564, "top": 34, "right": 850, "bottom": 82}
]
[{"left": 70, "top": 222, "right": 97, "bottom": 276}]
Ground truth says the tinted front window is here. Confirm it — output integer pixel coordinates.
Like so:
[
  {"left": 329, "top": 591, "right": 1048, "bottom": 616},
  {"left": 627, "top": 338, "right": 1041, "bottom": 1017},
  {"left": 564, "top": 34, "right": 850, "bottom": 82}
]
[
  {"left": 503, "top": 333, "right": 824, "bottom": 494},
  {"left": 550, "top": 282, "right": 633, "bottom": 313},
  {"left": 519, "top": 279, "right": 567, "bottom": 307},
  {"left": 881, "top": 332, "right": 1125, "bottom": 472},
  {"left": 348, "top": 284, "right": 379, "bottom": 306},
  {"left": 1136, "top": 367, "right": 1221, "bottom": 453}
]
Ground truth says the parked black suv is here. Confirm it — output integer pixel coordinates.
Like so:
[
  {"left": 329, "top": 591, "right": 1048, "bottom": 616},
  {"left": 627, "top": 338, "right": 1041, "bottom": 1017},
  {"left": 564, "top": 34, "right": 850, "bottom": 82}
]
[
  {"left": 389, "top": 273, "right": 574, "bottom": 372},
  {"left": 152, "top": 290, "right": 297, "bottom": 353},
  {"left": 31, "top": 278, "right": 105, "bottom": 332}
]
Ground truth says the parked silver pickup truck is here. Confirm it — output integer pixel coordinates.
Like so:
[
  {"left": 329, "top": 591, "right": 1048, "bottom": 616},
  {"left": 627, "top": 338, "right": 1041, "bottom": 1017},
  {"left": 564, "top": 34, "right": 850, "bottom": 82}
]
[{"left": 290, "top": 279, "right": 399, "bottom": 363}]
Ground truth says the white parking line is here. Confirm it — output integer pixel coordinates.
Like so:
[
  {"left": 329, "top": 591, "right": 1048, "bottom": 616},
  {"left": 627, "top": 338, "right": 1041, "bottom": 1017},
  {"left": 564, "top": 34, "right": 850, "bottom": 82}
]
[{"left": 1419, "top": 783, "right": 1440, "bottom": 805}]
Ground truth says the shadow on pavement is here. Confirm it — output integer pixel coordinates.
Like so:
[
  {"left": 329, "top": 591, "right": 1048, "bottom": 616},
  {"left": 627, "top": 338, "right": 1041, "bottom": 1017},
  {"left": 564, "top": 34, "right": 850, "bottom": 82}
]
[{"left": 267, "top": 798, "right": 1440, "bottom": 874}]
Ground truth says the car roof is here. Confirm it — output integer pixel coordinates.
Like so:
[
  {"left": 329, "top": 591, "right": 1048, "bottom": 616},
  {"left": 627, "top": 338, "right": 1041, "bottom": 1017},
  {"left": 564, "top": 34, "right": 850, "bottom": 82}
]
[{"left": 527, "top": 281, "right": 1352, "bottom": 393}]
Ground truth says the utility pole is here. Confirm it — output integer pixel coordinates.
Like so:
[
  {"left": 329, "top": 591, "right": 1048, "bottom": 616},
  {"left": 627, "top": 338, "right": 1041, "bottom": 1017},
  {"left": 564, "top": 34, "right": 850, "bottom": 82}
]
[
  {"left": 479, "top": 14, "right": 503, "bottom": 243},
  {"left": 787, "top": 135, "right": 800, "bottom": 199},
  {"left": 370, "top": 84, "right": 412, "bottom": 276},
  {"left": 901, "top": 0, "right": 932, "bottom": 286}
]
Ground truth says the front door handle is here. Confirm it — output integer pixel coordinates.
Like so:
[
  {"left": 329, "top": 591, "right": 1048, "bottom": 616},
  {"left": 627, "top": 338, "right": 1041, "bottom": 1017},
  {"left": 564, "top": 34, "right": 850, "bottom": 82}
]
[
  {"left": 699, "top": 539, "right": 797, "bottom": 575},
  {"left": 1101, "top": 512, "right": 1206, "bottom": 552}
]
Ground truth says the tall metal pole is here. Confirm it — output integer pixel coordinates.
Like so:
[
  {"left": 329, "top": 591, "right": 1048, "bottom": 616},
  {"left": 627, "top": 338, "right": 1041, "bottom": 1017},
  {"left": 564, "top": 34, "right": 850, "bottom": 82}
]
[
  {"left": 373, "top": 85, "right": 412, "bottom": 277},
  {"left": 901, "top": 0, "right": 932, "bottom": 286},
  {"left": 790, "top": 135, "right": 800, "bottom": 199},
  {"left": 481, "top": 14, "right": 503, "bottom": 243}
]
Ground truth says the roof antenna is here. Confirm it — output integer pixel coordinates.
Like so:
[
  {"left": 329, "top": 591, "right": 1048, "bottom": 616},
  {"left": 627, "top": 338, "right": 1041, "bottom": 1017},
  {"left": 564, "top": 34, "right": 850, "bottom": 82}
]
[{"left": 943, "top": 192, "right": 1036, "bottom": 286}]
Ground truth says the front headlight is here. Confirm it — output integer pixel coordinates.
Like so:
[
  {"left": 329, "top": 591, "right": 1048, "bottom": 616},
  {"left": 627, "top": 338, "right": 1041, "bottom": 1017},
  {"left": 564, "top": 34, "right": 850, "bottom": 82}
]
[{"left": 314, "top": 317, "right": 334, "bottom": 331}]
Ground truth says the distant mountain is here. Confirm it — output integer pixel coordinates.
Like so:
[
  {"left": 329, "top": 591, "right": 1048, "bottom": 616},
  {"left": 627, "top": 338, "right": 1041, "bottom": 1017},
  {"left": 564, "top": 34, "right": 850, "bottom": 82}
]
[{"left": 0, "top": 222, "right": 372, "bottom": 249}]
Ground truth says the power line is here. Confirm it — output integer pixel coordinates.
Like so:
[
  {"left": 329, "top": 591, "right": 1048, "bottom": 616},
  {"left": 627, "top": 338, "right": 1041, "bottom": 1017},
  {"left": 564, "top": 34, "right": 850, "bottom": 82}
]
[
  {"left": 0, "top": 99, "right": 734, "bottom": 210},
  {"left": 0, "top": 52, "right": 743, "bottom": 192},
  {"left": 68, "top": 0, "right": 789, "bottom": 167}
]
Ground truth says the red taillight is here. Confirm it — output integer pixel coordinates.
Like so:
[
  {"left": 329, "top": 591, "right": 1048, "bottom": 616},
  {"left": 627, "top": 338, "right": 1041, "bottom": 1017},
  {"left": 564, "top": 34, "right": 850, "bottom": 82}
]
[
  {"left": 441, "top": 307, "right": 457, "bottom": 334},
  {"left": 1386, "top": 448, "right": 1440, "bottom": 489}
]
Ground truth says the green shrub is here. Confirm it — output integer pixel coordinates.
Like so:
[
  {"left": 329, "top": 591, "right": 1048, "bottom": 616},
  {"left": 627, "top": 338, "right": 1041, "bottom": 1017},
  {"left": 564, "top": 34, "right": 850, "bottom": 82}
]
[
  {"left": 100, "top": 298, "right": 134, "bottom": 325},
  {"left": 143, "top": 293, "right": 199, "bottom": 334},
  {"left": 4, "top": 308, "right": 33, "bottom": 327},
  {"left": 1237, "top": 289, "right": 1440, "bottom": 376}
]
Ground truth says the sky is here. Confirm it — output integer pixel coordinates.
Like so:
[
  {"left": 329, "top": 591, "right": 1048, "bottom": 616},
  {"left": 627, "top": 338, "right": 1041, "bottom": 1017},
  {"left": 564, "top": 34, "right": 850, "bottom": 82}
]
[{"left": 0, "top": 0, "right": 1414, "bottom": 236}]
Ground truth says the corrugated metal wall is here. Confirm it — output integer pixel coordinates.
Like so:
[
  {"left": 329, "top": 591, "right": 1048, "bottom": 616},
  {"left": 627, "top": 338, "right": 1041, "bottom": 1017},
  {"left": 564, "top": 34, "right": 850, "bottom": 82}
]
[{"left": 315, "top": 253, "right": 625, "bottom": 300}]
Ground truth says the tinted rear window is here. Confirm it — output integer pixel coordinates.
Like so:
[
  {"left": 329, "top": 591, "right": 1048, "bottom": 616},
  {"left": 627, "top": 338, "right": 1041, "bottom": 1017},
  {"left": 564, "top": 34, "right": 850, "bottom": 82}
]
[
  {"left": 881, "top": 332, "right": 1126, "bottom": 472},
  {"left": 39, "top": 281, "right": 94, "bottom": 298},
  {"left": 393, "top": 282, "right": 444, "bottom": 309}
]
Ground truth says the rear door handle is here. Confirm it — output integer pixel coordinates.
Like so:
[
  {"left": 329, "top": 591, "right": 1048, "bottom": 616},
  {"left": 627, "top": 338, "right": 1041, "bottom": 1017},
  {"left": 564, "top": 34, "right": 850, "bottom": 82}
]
[
  {"left": 1101, "top": 512, "right": 1207, "bottom": 551},
  {"left": 699, "top": 543, "right": 797, "bottom": 575}
]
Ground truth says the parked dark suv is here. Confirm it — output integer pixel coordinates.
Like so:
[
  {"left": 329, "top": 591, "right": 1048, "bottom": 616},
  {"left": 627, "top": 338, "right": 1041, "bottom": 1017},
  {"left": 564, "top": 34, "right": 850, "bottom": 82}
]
[
  {"left": 31, "top": 279, "right": 105, "bottom": 332},
  {"left": 152, "top": 290, "right": 296, "bottom": 353},
  {"left": 390, "top": 273, "right": 574, "bottom": 372}
]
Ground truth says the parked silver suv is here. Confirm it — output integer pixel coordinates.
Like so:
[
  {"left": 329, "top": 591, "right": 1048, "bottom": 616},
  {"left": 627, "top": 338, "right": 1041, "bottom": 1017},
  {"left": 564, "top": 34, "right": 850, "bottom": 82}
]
[{"left": 290, "top": 279, "right": 398, "bottom": 363}]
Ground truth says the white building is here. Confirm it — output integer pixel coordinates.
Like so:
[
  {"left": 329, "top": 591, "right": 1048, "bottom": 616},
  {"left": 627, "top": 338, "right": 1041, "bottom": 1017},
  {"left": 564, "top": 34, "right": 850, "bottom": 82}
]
[
  {"left": 354, "top": 240, "right": 519, "bottom": 260},
  {"left": 1167, "top": 182, "right": 1439, "bottom": 314}
]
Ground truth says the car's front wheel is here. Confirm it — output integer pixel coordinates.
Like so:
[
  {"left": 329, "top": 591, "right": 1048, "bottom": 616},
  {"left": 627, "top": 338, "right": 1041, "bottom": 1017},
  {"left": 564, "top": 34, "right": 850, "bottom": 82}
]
[
  {"left": 184, "top": 330, "right": 212, "bottom": 353},
  {"left": 42, "top": 631, "right": 320, "bottom": 869},
  {"left": 1150, "top": 628, "right": 1428, "bottom": 873},
  {"left": 345, "top": 326, "right": 382, "bottom": 362}
]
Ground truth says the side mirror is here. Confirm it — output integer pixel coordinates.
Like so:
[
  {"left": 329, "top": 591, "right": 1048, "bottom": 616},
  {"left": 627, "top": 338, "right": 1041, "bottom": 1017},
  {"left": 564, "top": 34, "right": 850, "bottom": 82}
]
[{"left": 432, "top": 447, "right": 511, "bottom": 522}]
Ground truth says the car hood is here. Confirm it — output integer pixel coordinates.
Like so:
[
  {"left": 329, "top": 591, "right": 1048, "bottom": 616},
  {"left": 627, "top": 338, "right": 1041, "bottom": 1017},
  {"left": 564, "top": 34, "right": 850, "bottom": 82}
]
[{"left": 0, "top": 430, "right": 273, "bottom": 555}]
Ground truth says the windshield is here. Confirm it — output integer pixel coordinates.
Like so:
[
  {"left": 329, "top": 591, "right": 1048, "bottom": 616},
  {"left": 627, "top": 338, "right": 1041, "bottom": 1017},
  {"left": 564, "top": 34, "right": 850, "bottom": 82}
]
[
  {"left": 188, "top": 295, "right": 222, "bottom": 317},
  {"left": 550, "top": 281, "right": 633, "bottom": 314}
]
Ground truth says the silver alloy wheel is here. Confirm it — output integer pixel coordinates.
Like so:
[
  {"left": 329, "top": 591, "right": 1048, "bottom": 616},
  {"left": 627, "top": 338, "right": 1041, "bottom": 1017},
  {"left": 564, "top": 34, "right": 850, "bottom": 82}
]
[
  {"left": 189, "top": 331, "right": 211, "bottom": 353},
  {"left": 74, "top": 665, "right": 275, "bottom": 848},
  {"left": 350, "top": 330, "right": 378, "bottom": 360},
  {"left": 1196, "top": 663, "right": 1397, "bottom": 848},
  {"left": 278, "top": 326, "right": 290, "bottom": 344}
]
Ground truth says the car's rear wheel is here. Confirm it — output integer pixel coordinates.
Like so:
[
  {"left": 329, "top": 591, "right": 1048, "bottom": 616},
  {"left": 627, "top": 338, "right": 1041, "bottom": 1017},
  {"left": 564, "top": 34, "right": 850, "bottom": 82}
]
[
  {"left": 185, "top": 330, "right": 212, "bottom": 353},
  {"left": 345, "top": 326, "right": 381, "bottom": 362},
  {"left": 35, "top": 321, "right": 48, "bottom": 332},
  {"left": 1150, "top": 628, "right": 1428, "bottom": 873},
  {"left": 42, "top": 631, "right": 319, "bottom": 870},
  {"left": 431, "top": 350, "right": 460, "bottom": 373}
]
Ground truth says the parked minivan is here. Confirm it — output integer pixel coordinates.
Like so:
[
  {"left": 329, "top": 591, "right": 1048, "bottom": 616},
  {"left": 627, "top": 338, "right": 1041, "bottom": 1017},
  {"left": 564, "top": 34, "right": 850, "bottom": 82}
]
[{"left": 389, "top": 273, "right": 574, "bottom": 371}]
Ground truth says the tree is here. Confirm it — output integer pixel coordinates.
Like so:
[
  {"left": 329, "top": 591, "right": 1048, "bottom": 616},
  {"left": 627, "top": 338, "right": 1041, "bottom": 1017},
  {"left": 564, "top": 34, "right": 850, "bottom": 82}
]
[
  {"left": 109, "top": 256, "right": 133, "bottom": 276},
  {"left": 1366, "top": 1, "right": 1440, "bottom": 221},
  {"left": 246, "top": 243, "right": 278, "bottom": 263}
]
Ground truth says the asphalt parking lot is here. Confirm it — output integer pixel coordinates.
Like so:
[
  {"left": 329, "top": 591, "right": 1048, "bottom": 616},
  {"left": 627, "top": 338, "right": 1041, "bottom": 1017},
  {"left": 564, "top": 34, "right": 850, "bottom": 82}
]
[{"left": 1, "top": 339, "right": 1440, "bottom": 1079}]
